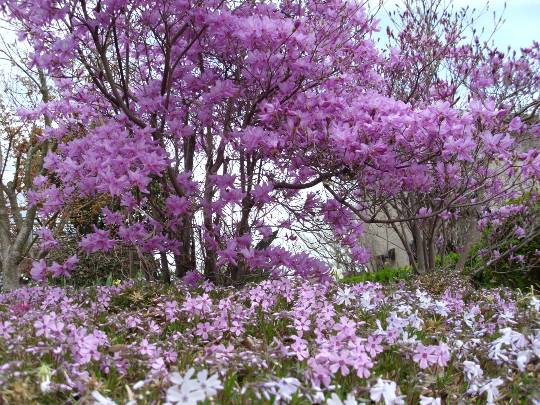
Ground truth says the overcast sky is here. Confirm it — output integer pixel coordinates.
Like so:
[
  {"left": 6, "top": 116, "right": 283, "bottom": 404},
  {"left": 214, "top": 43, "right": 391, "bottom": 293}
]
[{"left": 370, "top": 0, "right": 540, "bottom": 51}]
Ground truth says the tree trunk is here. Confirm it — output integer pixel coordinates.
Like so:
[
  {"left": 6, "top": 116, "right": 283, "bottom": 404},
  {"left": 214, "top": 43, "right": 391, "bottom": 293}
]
[
  {"left": 174, "top": 132, "right": 196, "bottom": 279},
  {"left": 175, "top": 225, "right": 193, "bottom": 278},
  {"left": 412, "top": 223, "right": 426, "bottom": 274},
  {"left": 427, "top": 235, "right": 436, "bottom": 272},
  {"left": 202, "top": 168, "right": 218, "bottom": 282},
  {"left": 174, "top": 253, "right": 190, "bottom": 278},
  {"left": 0, "top": 69, "right": 52, "bottom": 292},
  {"left": 2, "top": 253, "right": 20, "bottom": 292},
  {"left": 456, "top": 216, "right": 481, "bottom": 272},
  {"left": 160, "top": 252, "right": 171, "bottom": 284}
]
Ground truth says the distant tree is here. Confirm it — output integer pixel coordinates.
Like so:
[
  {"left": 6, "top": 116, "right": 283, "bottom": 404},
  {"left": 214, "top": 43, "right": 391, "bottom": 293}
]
[
  {"left": 314, "top": 0, "right": 540, "bottom": 273},
  {"left": 0, "top": 45, "right": 54, "bottom": 290}
]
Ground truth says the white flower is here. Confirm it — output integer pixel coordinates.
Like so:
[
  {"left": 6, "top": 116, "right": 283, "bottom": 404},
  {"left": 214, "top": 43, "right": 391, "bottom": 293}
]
[
  {"left": 433, "top": 301, "right": 449, "bottom": 317},
  {"left": 327, "top": 392, "right": 358, "bottom": 405},
  {"left": 463, "top": 311, "right": 476, "bottom": 328},
  {"left": 132, "top": 380, "right": 145, "bottom": 390},
  {"left": 359, "top": 290, "right": 376, "bottom": 310},
  {"left": 488, "top": 341, "right": 508, "bottom": 363},
  {"left": 386, "top": 312, "right": 407, "bottom": 330},
  {"left": 499, "top": 328, "right": 528, "bottom": 349},
  {"left": 276, "top": 377, "right": 301, "bottom": 401},
  {"left": 530, "top": 296, "right": 540, "bottom": 312},
  {"left": 466, "top": 381, "right": 480, "bottom": 395},
  {"left": 396, "top": 304, "right": 412, "bottom": 315},
  {"left": 463, "top": 360, "right": 483, "bottom": 382},
  {"left": 40, "top": 379, "right": 52, "bottom": 394},
  {"left": 260, "top": 377, "right": 301, "bottom": 402},
  {"left": 169, "top": 369, "right": 194, "bottom": 385},
  {"left": 400, "top": 331, "right": 418, "bottom": 345},
  {"left": 375, "top": 319, "right": 385, "bottom": 333},
  {"left": 479, "top": 377, "right": 504, "bottom": 405},
  {"left": 415, "top": 289, "right": 432, "bottom": 309},
  {"left": 497, "top": 310, "right": 517, "bottom": 325},
  {"left": 196, "top": 369, "right": 223, "bottom": 397},
  {"left": 419, "top": 396, "right": 441, "bottom": 405},
  {"left": 91, "top": 391, "right": 117, "bottom": 405},
  {"left": 516, "top": 350, "right": 532, "bottom": 371},
  {"left": 166, "top": 368, "right": 205, "bottom": 405},
  {"left": 531, "top": 334, "right": 540, "bottom": 358},
  {"left": 370, "top": 378, "right": 404, "bottom": 405},
  {"left": 166, "top": 384, "right": 205, "bottom": 405},
  {"left": 407, "top": 311, "right": 424, "bottom": 330},
  {"left": 336, "top": 287, "right": 356, "bottom": 306}
]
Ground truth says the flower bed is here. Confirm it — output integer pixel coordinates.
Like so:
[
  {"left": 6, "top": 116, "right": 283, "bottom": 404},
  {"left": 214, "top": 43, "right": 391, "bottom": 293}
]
[{"left": 0, "top": 279, "right": 538, "bottom": 404}]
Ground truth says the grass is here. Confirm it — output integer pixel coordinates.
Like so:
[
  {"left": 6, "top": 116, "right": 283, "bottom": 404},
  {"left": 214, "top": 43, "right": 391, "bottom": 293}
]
[{"left": 340, "top": 266, "right": 411, "bottom": 285}]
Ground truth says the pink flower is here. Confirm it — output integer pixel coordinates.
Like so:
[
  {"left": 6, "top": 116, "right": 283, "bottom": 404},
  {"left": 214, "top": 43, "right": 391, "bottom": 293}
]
[
  {"left": 334, "top": 316, "right": 356, "bottom": 340},
  {"left": 365, "top": 334, "right": 384, "bottom": 358},
  {"left": 413, "top": 344, "right": 437, "bottom": 369},
  {"left": 80, "top": 228, "right": 115, "bottom": 253},
  {"left": 433, "top": 343, "right": 450, "bottom": 367},
  {"left": 229, "top": 319, "right": 244, "bottom": 336},
  {"left": 165, "top": 196, "right": 190, "bottom": 217},
  {"left": 290, "top": 335, "right": 309, "bottom": 360},
  {"left": 308, "top": 358, "right": 332, "bottom": 387},
  {"left": 252, "top": 183, "right": 273, "bottom": 204},
  {"left": 34, "top": 312, "right": 65, "bottom": 339},
  {"left": 164, "top": 301, "right": 178, "bottom": 322},
  {"left": 182, "top": 271, "right": 204, "bottom": 288},
  {"left": 183, "top": 294, "right": 212, "bottom": 317},
  {"left": 195, "top": 322, "right": 212, "bottom": 340},
  {"left": 353, "top": 351, "right": 373, "bottom": 378},
  {"left": 328, "top": 351, "right": 354, "bottom": 376},
  {"left": 508, "top": 116, "right": 522, "bottom": 131},
  {"left": 30, "top": 259, "right": 48, "bottom": 281},
  {"left": 293, "top": 317, "right": 311, "bottom": 336}
]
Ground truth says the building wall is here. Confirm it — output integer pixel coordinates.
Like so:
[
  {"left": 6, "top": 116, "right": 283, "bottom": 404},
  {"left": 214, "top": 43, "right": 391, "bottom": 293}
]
[{"left": 361, "top": 222, "right": 411, "bottom": 270}]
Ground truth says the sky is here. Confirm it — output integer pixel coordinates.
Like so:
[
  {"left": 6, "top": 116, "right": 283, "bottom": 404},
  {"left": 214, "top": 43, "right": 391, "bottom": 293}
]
[
  {"left": 480, "top": 0, "right": 540, "bottom": 49},
  {"left": 370, "top": 0, "right": 540, "bottom": 51}
]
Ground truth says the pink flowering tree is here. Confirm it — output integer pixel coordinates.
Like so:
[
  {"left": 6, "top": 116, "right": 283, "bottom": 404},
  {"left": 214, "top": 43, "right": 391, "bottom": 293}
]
[
  {"left": 373, "top": 0, "right": 540, "bottom": 273},
  {"left": 0, "top": 0, "right": 384, "bottom": 284},
  {"left": 1, "top": 0, "right": 539, "bottom": 284},
  {"left": 286, "top": 0, "right": 540, "bottom": 273}
]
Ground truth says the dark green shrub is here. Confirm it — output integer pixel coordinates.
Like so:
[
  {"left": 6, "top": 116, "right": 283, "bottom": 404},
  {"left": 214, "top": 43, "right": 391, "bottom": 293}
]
[{"left": 466, "top": 194, "right": 540, "bottom": 290}]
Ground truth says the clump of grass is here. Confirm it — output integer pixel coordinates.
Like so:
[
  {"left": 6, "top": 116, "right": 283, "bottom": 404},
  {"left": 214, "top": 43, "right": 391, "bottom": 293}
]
[{"left": 340, "top": 266, "right": 411, "bottom": 285}]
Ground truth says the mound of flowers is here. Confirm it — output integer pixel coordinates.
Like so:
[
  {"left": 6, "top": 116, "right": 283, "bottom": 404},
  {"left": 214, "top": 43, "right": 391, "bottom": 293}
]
[{"left": 0, "top": 278, "right": 538, "bottom": 404}]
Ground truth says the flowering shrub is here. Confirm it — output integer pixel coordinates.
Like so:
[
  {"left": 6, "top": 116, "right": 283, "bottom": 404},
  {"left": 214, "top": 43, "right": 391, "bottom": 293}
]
[
  {"left": 1, "top": 0, "right": 539, "bottom": 292},
  {"left": 0, "top": 278, "right": 538, "bottom": 403}
]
